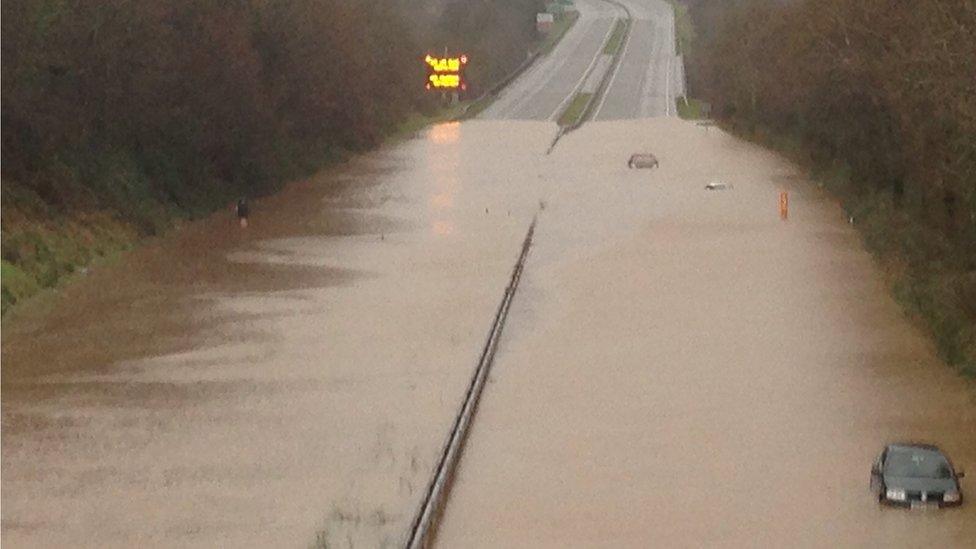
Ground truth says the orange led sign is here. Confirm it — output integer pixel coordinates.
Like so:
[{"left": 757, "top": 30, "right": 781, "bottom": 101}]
[
  {"left": 425, "top": 53, "right": 468, "bottom": 91},
  {"left": 429, "top": 73, "right": 461, "bottom": 88}
]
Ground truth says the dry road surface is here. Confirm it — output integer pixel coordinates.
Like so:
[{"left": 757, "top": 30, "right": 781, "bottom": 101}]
[{"left": 481, "top": 0, "right": 681, "bottom": 122}]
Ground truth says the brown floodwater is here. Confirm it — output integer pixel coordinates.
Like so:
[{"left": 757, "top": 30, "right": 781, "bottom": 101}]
[
  {"left": 3, "top": 117, "right": 974, "bottom": 548},
  {"left": 2, "top": 121, "right": 558, "bottom": 547},
  {"left": 436, "top": 118, "right": 976, "bottom": 547}
]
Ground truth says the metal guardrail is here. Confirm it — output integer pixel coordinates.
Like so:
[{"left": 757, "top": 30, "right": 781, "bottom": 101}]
[
  {"left": 457, "top": 52, "right": 542, "bottom": 120},
  {"left": 405, "top": 216, "right": 538, "bottom": 549},
  {"left": 458, "top": 11, "right": 581, "bottom": 120}
]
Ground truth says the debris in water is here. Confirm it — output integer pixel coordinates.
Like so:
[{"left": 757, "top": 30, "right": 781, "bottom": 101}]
[{"left": 705, "top": 182, "right": 732, "bottom": 190}]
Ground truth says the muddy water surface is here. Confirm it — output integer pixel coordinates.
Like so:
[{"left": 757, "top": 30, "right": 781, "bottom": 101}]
[
  {"left": 4, "top": 116, "right": 975, "bottom": 548},
  {"left": 437, "top": 119, "right": 976, "bottom": 547},
  {"left": 2, "top": 121, "right": 557, "bottom": 548}
]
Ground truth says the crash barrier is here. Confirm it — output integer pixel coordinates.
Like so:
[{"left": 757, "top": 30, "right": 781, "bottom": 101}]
[
  {"left": 405, "top": 216, "right": 538, "bottom": 549},
  {"left": 458, "top": 51, "right": 541, "bottom": 120},
  {"left": 780, "top": 191, "right": 789, "bottom": 220}
]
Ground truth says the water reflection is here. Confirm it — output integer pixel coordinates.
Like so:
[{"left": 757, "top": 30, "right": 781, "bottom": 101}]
[
  {"left": 429, "top": 121, "right": 460, "bottom": 145},
  {"left": 431, "top": 220, "right": 454, "bottom": 236},
  {"left": 430, "top": 192, "right": 453, "bottom": 209},
  {"left": 426, "top": 122, "right": 461, "bottom": 237}
]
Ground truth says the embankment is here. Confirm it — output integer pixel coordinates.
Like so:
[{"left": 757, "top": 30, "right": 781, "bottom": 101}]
[
  {"left": 679, "top": 0, "right": 976, "bottom": 375},
  {"left": 0, "top": 0, "right": 547, "bottom": 313}
]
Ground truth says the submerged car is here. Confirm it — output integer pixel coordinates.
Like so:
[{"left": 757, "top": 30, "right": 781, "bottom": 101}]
[
  {"left": 870, "top": 443, "right": 965, "bottom": 508},
  {"left": 627, "top": 153, "right": 659, "bottom": 169}
]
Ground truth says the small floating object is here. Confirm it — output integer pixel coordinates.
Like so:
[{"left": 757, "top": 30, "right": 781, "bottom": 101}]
[{"left": 705, "top": 181, "right": 732, "bottom": 190}]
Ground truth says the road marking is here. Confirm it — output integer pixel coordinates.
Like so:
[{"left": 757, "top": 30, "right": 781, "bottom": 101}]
[
  {"left": 488, "top": 18, "right": 593, "bottom": 119},
  {"left": 592, "top": 11, "right": 635, "bottom": 120},
  {"left": 665, "top": 48, "right": 672, "bottom": 117},
  {"left": 547, "top": 14, "right": 620, "bottom": 121}
]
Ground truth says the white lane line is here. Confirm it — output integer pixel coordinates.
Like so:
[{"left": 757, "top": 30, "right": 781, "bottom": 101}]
[
  {"left": 547, "top": 14, "right": 620, "bottom": 121},
  {"left": 664, "top": 7, "right": 675, "bottom": 117},
  {"left": 665, "top": 52, "right": 672, "bottom": 117},
  {"left": 485, "top": 0, "right": 611, "bottom": 120},
  {"left": 490, "top": 17, "right": 595, "bottom": 119},
  {"left": 637, "top": 18, "right": 662, "bottom": 118},
  {"left": 592, "top": 14, "right": 634, "bottom": 120}
]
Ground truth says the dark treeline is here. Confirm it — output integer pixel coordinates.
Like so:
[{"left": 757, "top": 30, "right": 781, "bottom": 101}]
[
  {"left": 0, "top": 0, "right": 543, "bottom": 310},
  {"left": 684, "top": 0, "right": 976, "bottom": 373}
]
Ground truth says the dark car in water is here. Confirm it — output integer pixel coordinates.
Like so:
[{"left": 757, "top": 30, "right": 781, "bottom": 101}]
[{"left": 870, "top": 443, "right": 965, "bottom": 508}]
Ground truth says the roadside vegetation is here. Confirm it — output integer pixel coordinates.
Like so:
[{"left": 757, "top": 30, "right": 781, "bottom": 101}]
[
  {"left": 603, "top": 19, "right": 628, "bottom": 55},
  {"left": 0, "top": 0, "right": 547, "bottom": 314},
  {"left": 681, "top": 0, "right": 976, "bottom": 375},
  {"left": 666, "top": 0, "right": 695, "bottom": 55},
  {"left": 676, "top": 98, "right": 709, "bottom": 121},
  {"left": 558, "top": 93, "right": 594, "bottom": 127},
  {"left": 540, "top": 10, "right": 581, "bottom": 56}
]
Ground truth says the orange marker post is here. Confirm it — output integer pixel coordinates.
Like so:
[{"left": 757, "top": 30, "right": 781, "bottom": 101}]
[{"left": 779, "top": 191, "right": 789, "bottom": 220}]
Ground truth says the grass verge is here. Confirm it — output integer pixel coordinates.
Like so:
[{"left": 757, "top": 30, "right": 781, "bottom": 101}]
[
  {"left": 676, "top": 98, "right": 710, "bottom": 120},
  {"left": 557, "top": 93, "right": 593, "bottom": 127},
  {"left": 540, "top": 11, "right": 580, "bottom": 56},
  {"left": 667, "top": 0, "right": 694, "bottom": 55},
  {"left": 1, "top": 10, "right": 584, "bottom": 319},
  {"left": 603, "top": 19, "right": 628, "bottom": 55}
]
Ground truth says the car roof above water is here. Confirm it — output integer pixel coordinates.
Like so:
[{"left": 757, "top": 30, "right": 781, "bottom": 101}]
[{"left": 887, "top": 442, "right": 943, "bottom": 453}]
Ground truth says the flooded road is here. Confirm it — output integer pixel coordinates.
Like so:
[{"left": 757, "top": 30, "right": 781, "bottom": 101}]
[
  {"left": 436, "top": 119, "right": 976, "bottom": 546},
  {"left": 3, "top": 102, "right": 975, "bottom": 549},
  {"left": 2, "top": 122, "right": 558, "bottom": 547}
]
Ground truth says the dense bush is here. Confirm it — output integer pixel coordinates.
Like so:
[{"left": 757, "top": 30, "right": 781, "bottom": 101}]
[{"left": 684, "top": 0, "right": 976, "bottom": 373}]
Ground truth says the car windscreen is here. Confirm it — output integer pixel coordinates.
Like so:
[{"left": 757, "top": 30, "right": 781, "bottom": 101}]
[{"left": 885, "top": 449, "right": 952, "bottom": 479}]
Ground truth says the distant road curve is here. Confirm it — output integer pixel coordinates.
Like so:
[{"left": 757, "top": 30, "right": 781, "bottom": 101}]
[
  {"left": 480, "top": 0, "right": 679, "bottom": 122},
  {"left": 478, "top": 0, "right": 621, "bottom": 121}
]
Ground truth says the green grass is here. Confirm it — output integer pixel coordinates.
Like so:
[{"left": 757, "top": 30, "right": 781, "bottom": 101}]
[
  {"left": 388, "top": 103, "right": 468, "bottom": 142},
  {"left": 677, "top": 98, "right": 710, "bottom": 120},
  {"left": 667, "top": 0, "right": 695, "bottom": 55},
  {"left": 540, "top": 11, "right": 580, "bottom": 56},
  {"left": 557, "top": 93, "right": 593, "bottom": 127},
  {"left": 0, "top": 7, "right": 580, "bottom": 320},
  {"left": 603, "top": 19, "right": 628, "bottom": 55},
  {"left": 1, "top": 261, "right": 40, "bottom": 311},
  {"left": 460, "top": 93, "right": 496, "bottom": 119}
]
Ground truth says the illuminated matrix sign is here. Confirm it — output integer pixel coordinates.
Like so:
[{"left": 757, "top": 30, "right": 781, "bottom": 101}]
[{"left": 425, "top": 54, "right": 468, "bottom": 91}]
